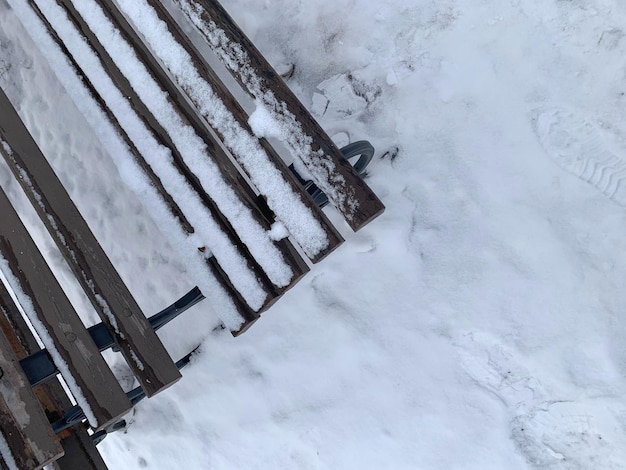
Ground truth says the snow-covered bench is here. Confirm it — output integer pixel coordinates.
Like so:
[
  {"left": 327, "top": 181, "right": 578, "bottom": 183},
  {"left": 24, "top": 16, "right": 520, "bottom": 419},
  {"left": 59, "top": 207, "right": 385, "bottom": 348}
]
[
  {"left": 27, "top": 0, "right": 384, "bottom": 334},
  {"left": 0, "top": 0, "right": 383, "bottom": 467}
]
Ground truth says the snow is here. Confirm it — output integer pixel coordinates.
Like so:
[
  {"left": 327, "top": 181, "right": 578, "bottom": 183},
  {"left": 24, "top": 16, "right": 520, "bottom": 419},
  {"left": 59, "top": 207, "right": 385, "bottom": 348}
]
[{"left": 1, "top": 0, "right": 626, "bottom": 468}]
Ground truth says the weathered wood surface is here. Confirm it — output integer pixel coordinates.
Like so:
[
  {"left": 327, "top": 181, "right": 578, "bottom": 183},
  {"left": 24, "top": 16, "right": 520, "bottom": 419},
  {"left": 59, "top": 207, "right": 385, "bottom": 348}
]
[
  {"left": 0, "top": 86, "right": 181, "bottom": 397},
  {"left": 0, "top": 324, "right": 63, "bottom": 470},
  {"left": 141, "top": 0, "right": 345, "bottom": 263},
  {"left": 50, "top": 424, "right": 109, "bottom": 470},
  {"left": 173, "top": 0, "right": 385, "bottom": 231},
  {"left": 0, "top": 283, "right": 109, "bottom": 470},
  {"left": 0, "top": 186, "right": 132, "bottom": 430},
  {"left": 92, "top": 0, "right": 311, "bottom": 292}
]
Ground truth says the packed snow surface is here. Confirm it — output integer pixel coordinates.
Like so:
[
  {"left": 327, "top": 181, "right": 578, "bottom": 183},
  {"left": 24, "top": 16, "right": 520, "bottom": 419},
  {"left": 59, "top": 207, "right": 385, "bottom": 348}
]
[{"left": 2, "top": 0, "right": 626, "bottom": 468}]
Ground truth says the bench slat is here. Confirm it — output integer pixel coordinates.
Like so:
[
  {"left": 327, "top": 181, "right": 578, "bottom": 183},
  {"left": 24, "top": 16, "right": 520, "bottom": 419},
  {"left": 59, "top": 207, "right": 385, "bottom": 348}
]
[
  {"left": 174, "top": 0, "right": 385, "bottom": 231},
  {"left": 131, "top": 0, "right": 345, "bottom": 263},
  {"left": 0, "top": 87, "right": 181, "bottom": 397},
  {"left": 0, "top": 284, "right": 109, "bottom": 470},
  {"left": 0, "top": 325, "right": 63, "bottom": 470},
  {"left": 0, "top": 187, "right": 132, "bottom": 430},
  {"left": 50, "top": 426, "right": 109, "bottom": 470}
]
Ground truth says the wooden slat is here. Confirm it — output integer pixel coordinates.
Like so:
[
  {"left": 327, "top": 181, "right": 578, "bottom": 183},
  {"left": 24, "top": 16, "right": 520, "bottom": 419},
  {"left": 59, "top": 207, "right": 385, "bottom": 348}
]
[
  {"left": 205, "top": 257, "right": 260, "bottom": 334},
  {"left": 0, "top": 284, "right": 109, "bottom": 470},
  {"left": 174, "top": 0, "right": 385, "bottom": 231},
  {"left": 0, "top": 87, "right": 181, "bottom": 397},
  {"left": 91, "top": 0, "right": 311, "bottom": 293},
  {"left": 0, "top": 187, "right": 132, "bottom": 430},
  {"left": 0, "top": 326, "right": 63, "bottom": 470},
  {"left": 0, "top": 284, "right": 38, "bottom": 364},
  {"left": 140, "top": 0, "right": 345, "bottom": 263}
]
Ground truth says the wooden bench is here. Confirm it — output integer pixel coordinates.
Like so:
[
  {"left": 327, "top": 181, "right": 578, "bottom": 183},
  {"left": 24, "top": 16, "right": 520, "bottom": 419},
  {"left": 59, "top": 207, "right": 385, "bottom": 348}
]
[
  {"left": 24, "top": 0, "right": 384, "bottom": 332},
  {"left": 0, "top": 0, "right": 384, "bottom": 467}
]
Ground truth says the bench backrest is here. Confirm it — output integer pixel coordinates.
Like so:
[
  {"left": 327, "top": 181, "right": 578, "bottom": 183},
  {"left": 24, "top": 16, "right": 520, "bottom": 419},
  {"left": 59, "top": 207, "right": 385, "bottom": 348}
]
[
  {"left": 0, "top": 282, "right": 108, "bottom": 470},
  {"left": 0, "top": 185, "right": 132, "bottom": 431},
  {"left": 0, "top": 87, "right": 181, "bottom": 397}
]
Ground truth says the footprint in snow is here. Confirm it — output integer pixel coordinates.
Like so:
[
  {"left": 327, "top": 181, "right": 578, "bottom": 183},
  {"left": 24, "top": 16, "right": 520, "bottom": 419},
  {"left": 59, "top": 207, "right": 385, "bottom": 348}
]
[
  {"left": 512, "top": 401, "right": 626, "bottom": 469},
  {"left": 455, "top": 332, "right": 626, "bottom": 468},
  {"left": 532, "top": 107, "right": 626, "bottom": 206},
  {"left": 455, "top": 332, "right": 542, "bottom": 413}
]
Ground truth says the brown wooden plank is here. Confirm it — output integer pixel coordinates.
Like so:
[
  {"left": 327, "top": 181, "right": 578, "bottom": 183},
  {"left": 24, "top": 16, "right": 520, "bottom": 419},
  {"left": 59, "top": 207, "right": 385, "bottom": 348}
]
[
  {"left": 174, "top": 0, "right": 385, "bottom": 231},
  {"left": 91, "top": 0, "right": 310, "bottom": 292},
  {"left": 0, "top": 325, "right": 64, "bottom": 470},
  {"left": 0, "top": 186, "right": 132, "bottom": 430},
  {"left": 0, "top": 284, "right": 38, "bottom": 364},
  {"left": 139, "top": 0, "right": 345, "bottom": 263},
  {"left": 0, "top": 87, "right": 181, "bottom": 397},
  {"left": 0, "top": 283, "right": 109, "bottom": 470}
]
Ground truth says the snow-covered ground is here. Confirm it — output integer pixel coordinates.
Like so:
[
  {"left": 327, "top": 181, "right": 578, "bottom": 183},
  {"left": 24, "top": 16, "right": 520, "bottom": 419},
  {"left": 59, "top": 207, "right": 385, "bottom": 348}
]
[{"left": 2, "top": 0, "right": 626, "bottom": 468}]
